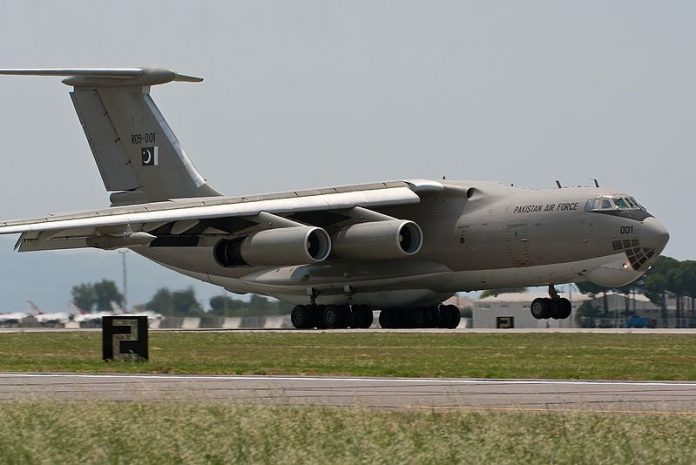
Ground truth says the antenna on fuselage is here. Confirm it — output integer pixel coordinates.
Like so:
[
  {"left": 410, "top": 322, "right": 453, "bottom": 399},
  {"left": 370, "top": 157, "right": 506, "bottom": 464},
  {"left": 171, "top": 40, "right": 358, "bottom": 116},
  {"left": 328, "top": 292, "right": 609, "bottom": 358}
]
[
  {"left": 593, "top": 179, "right": 600, "bottom": 187},
  {"left": 555, "top": 180, "right": 562, "bottom": 189}
]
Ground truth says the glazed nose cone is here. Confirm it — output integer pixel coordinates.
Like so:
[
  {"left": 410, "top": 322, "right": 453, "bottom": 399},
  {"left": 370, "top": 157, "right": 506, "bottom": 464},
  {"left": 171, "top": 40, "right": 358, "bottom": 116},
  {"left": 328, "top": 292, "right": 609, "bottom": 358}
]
[{"left": 642, "top": 217, "right": 669, "bottom": 251}]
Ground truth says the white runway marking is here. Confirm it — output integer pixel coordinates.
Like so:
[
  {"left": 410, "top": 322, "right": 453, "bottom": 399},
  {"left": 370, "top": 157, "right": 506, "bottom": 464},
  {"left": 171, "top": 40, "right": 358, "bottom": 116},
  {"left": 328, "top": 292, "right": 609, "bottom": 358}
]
[{"left": 2, "top": 372, "right": 696, "bottom": 388}]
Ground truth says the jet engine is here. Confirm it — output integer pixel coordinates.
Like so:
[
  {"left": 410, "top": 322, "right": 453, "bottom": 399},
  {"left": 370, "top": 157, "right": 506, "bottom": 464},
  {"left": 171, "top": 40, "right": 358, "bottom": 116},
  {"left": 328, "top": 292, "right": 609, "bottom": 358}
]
[
  {"left": 331, "top": 220, "right": 423, "bottom": 260},
  {"left": 214, "top": 226, "right": 331, "bottom": 267}
]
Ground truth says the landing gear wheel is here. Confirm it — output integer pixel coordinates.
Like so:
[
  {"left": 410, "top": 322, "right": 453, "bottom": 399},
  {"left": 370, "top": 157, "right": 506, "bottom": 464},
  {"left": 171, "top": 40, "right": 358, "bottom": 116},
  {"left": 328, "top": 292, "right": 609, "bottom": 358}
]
[
  {"left": 411, "top": 308, "right": 431, "bottom": 328},
  {"left": 531, "top": 298, "right": 552, "bottom": 319},
  {"left": 378, "top": 309, "right": 400, "bottom": 329},
  {"left": 429, "top": 307, "right": 440, "bottom": 328},
  {"left": 350, "top": 305, "right": 373, "bottom": 328},
  {"left": 291, "top": 305, "right": 314, "bottom": 329},
  {"left": 557, "top": 298, "right": 571, "bottom": 319},
  {"left": 312, "top": 305, "right": 325, "bottom": 329},
  {"left": 550, "top": 300, "right": 562, "bottom": 319},
  {"left": 438, "top": 305, "right": 461, "bottom": 329},
  {"left": 322, "top": 305, "right": 350, "bottom": 329}
]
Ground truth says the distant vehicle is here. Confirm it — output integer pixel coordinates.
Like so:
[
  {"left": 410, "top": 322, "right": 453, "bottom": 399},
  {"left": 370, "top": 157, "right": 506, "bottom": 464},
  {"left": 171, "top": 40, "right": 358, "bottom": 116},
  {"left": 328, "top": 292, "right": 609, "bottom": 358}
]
[
  {"left": 0, "top": 67, "right": 670, "bottom": 330},
  {"left": 73, "top": 310, "right": 114, "bottom": 328},
  {"left": 626, "top": 314, "right": 656, "bottom": 329},
  {"left": 27, "top": 301, "right": 75, "bottom": 326},
  {"left": 73, "top": 302, "right": 163, "bottom": 328},
  {"left": 0, "top": 311, "right": 31, "bottom": 326}
]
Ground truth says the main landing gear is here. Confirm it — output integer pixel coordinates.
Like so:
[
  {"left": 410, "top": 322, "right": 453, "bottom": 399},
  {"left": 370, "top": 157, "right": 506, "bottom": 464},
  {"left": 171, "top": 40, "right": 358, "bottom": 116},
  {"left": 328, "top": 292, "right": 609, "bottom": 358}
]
[
  {"left": 291, "top": 304, "right": 374, "bottom": 329},
  {"left": 290, "top": 304, "right": 462, "bottom": 329},
  {"left": 530, "top": 285, "right": 572, "bottom": 320}
]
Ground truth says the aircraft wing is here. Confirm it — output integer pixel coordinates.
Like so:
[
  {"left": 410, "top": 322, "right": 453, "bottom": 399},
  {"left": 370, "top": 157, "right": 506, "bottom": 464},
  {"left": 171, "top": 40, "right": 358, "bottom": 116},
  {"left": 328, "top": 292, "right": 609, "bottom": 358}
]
[{"left": 0, "top": 180, "right": 442, "bottom": 252}]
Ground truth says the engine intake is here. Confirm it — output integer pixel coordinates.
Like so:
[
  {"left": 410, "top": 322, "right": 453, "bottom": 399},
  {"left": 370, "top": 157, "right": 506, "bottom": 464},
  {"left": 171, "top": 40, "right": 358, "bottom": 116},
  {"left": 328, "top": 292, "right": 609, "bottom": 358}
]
[
  {"left": 332, "top": 220, "right": 423, "bottom": 261},
  {"left": 215, "top": 226, "right": 331, "bottom": 267}
]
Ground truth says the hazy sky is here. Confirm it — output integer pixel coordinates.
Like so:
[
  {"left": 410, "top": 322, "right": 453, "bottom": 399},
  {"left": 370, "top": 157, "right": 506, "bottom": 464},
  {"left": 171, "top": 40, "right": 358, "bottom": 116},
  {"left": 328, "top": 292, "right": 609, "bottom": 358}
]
[{"left": 0, "top": 1, "right": 694, "bottom": 310}]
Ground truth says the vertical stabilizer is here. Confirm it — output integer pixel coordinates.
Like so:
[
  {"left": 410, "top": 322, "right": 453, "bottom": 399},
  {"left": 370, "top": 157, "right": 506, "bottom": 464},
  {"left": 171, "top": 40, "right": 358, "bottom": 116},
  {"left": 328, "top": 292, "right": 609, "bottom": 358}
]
[{"left": 0, "top": 68, "right": 221, "bottom": 205}]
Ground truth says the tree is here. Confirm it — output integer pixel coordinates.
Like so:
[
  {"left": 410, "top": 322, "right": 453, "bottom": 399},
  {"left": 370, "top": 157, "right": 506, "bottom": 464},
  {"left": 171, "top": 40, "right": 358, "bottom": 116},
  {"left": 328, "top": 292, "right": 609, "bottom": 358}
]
[
  {"left": 146, "top": 288, "right": 173, "bottom": 315},
  {"left": 71, "top": 283, "right": 96, "bottom": 312},
  {"left": 209, "top": 295, "right": 246, "bottom": 316},
  {"left": 71, "top": 279, "right": 123, "bottom": 312},
  {"left": 575, "top": 281, "right": 610, "bottom": 315},
  {"left": 146, "top": 287, "right": 203, "bottom": 316},
  {"left": 93, "top": 279, "right": 123, "bottom": 311},
  {"left": 643, "top": 256, "right": 680, "bottom": 326},
  {"left": 171, "top": 288, "right": 203, "bottom": 316},
  {"left": 672, "top": 260, "right": 696, "bottom": 326}
]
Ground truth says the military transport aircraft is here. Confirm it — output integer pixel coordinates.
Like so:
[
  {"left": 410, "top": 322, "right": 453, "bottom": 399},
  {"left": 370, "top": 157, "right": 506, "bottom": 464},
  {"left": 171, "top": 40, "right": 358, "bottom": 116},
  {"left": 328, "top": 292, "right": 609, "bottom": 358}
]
[{"left": 0, "top": 68, "right": 669, "bottom": 329}]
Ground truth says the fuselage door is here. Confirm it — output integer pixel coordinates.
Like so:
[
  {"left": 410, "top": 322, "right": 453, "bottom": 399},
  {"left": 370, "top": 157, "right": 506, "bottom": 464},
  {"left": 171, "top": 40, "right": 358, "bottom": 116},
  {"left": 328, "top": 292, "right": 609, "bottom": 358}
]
[{"left": 506, "top": 224, "right": 531, "bottom": 266}]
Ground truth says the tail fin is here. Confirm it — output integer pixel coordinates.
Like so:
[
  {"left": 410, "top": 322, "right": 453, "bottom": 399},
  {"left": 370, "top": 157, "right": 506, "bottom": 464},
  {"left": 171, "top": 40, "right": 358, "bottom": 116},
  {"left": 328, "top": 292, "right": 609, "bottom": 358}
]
[{"left": 0, "top": 68, "right": 220, "bottom": 204}]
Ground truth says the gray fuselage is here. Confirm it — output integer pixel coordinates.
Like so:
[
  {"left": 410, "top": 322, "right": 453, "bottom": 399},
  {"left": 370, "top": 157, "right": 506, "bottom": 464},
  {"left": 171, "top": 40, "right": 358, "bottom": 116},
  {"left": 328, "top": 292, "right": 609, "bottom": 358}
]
[{"left": 136, "top": 180, "right": 669, "bottom": 309}]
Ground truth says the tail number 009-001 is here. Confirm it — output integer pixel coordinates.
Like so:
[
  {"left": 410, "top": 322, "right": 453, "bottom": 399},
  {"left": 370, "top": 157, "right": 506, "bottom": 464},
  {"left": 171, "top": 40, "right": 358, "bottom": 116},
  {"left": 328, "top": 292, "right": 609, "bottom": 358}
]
[{"left": 130, "top": 132, "right": 156, "bottom": 144}]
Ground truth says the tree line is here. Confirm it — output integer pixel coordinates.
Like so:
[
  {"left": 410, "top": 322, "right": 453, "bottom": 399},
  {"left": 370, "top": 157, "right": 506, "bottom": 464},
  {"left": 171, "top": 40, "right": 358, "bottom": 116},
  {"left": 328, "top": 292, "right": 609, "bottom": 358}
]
[
  {"left": 71, "top": 282, "right": 291, "bottom": 317},
  {"left": 575, "top": 256, "right": 695, "bottom": 325}
]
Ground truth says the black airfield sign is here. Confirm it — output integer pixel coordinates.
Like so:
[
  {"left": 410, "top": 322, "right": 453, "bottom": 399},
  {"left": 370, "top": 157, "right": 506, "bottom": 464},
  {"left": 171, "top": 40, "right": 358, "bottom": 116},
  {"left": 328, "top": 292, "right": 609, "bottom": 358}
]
[{"left": 102, "top": 316, "right": 149, "bottom": 361}]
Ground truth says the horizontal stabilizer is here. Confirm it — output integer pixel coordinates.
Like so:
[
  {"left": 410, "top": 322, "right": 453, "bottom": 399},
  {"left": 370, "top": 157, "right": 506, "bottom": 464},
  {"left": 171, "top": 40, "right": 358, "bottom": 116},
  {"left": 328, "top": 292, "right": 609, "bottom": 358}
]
[{"left": 0, "top": 67, "right": 203, "bottom": 87}]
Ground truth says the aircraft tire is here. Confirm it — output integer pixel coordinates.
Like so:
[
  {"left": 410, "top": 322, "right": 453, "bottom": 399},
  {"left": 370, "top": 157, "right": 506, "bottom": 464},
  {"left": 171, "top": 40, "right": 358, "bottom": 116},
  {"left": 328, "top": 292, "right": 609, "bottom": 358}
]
[
  {"left": 323, "top": 305, "right": 350, "bottom": 329},
  {"left": 291, "top": 305, "right": 314, "bottom": 329},
  {"left": 429, "top": 307, "right": 441, "bottom": 328},
  {"left": 411, "top": 308, "right": 431, "bottom": 328},
  {"left": 322, "top": 305, "right": 340, "bottom": 329},
  {"left": 446, "top": 305, "right": 461, "bottom": 329},
  {"left": 438, "top": 305, "right": 461, "bottom": 329},
  {"left": 378, "top": 309, "right": 399, "bottom": 329},
  {"left": 531, "top": 298, "right": 552, "bottom": 319},
  {"left": 361, "top": 307, "right": 374, "bottom": 328},
  {"left": 351, "top": 305, "right": 373, "bottom": 328},
  {"left": 557, "top": 298, "right": 572, "bottom": 319}
]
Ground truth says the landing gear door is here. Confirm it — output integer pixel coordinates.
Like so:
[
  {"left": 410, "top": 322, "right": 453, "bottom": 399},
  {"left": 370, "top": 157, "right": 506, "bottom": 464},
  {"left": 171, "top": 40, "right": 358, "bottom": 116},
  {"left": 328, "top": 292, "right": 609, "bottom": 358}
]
[{"left": 506, "top": 224, "right": 531, "bottom": 266}]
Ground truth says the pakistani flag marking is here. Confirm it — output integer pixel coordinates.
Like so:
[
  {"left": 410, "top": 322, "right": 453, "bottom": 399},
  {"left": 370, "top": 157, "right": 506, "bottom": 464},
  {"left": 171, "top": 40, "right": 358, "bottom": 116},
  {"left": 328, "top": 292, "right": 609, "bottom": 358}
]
[{"left": 141, "top": 146, "right": 159, "bottom": 166}]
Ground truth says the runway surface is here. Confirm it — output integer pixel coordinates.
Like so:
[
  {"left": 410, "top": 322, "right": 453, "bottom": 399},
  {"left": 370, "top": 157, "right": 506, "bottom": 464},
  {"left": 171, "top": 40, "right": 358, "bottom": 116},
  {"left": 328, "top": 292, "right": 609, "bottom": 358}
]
[{"left": 1, "top": 373, "right": 696, "bottom": 413}]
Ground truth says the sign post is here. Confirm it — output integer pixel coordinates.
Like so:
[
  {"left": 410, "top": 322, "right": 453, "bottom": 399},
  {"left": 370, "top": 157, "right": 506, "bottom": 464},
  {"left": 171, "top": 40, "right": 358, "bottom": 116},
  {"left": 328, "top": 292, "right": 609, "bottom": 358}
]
[{"left": 102, "top": 315, "right": 148, "bottom": 361}]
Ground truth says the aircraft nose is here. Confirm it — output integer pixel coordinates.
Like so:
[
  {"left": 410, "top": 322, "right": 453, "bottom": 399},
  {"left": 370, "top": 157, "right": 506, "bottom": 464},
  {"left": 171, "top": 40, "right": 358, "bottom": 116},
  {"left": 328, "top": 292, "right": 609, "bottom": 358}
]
[{"left": 641, "top": 217, "right": 669, "bottom": 251}]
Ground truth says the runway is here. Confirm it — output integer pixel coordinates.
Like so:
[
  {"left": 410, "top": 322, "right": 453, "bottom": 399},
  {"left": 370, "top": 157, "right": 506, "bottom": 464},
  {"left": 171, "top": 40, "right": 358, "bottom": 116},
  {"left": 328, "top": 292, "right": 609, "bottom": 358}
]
[{"left": 1, "top": 373, "right": 696, "bottom": 413}]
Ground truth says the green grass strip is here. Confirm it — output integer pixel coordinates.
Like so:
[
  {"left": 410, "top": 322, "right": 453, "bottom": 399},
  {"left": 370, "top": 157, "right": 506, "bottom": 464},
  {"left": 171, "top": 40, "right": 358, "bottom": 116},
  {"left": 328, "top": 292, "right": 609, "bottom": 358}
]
[{"left": 1, "top": 332, "right": 696, "bottom": 380}]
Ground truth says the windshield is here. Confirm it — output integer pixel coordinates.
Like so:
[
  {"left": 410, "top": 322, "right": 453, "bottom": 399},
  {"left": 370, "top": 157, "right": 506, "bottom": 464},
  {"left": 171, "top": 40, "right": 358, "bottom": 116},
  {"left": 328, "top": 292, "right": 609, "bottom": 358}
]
[{"left": 584, "top": 195, "right": 645, "bottom": 212}]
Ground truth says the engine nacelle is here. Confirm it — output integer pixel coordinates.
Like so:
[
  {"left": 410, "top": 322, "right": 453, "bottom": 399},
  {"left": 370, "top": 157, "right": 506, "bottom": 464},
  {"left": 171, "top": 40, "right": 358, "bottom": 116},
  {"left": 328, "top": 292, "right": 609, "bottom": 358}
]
[
  {"left": 331, "top": 220, "right": 423, "bottom": 261},
  {"left": 214, "top": 226, "right": 331, "bottom": 267}
]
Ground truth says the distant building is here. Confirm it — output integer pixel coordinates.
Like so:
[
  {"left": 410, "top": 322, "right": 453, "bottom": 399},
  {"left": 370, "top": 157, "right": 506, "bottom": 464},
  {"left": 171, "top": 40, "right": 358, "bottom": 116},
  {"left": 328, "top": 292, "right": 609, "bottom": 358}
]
[
  {"left": 471, "top": 291, "right": 693, "bottom": 329},
  {"left": 473, "top": 291, "right": 586, "bottom": 329}
]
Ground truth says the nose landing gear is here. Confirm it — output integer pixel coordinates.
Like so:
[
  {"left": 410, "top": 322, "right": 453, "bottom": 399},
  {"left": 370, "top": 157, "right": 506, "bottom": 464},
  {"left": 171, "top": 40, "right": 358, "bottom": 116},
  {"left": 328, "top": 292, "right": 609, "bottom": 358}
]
[{"left": 530, "top": 285, "right": 572, "bottom": 320}]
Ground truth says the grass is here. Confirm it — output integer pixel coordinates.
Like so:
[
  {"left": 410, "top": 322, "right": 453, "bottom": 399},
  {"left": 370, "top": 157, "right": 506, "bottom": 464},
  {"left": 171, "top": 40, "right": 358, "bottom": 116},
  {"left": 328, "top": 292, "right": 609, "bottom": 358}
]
[
  {"left": 0, "top": 402, "right": 694, "bottom": 465},
  {"left": 1, "top": 332, "right": 696, "bottom": 380}
]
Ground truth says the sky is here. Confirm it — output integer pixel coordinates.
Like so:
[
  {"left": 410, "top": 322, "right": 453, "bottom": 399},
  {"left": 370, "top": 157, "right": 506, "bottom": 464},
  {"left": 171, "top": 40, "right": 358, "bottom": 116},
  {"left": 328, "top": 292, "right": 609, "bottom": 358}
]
[{"left": 0, "top": 1, "right": 694, "bottom": 310}]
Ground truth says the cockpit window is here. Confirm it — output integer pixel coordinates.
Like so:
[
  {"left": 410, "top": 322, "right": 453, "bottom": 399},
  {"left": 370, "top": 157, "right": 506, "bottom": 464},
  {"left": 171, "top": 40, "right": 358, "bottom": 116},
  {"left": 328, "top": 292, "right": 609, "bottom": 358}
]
[
  {"left": 585, "top": 194, "right": 644, "bottom": 212},
  {"left": 630, "top": 197, "right": 645, "bottom": 210}
]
